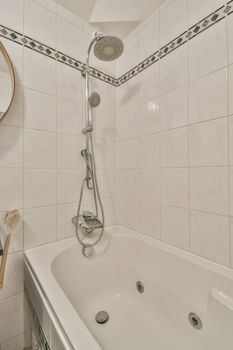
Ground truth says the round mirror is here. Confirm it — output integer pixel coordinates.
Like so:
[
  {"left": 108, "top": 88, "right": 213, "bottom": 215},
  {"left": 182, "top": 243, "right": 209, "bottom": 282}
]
[{"left": 0, "top": 41, "right": 15, "bottom": 120}]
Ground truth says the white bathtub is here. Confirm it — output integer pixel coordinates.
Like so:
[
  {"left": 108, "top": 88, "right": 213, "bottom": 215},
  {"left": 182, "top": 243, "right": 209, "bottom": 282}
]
[{"left": 24, "top": 226, "right": 233, "bottom": 350}]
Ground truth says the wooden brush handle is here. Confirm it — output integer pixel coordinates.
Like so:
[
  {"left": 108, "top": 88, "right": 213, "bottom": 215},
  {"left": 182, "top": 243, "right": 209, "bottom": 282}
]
[{"left": 0, "top": 234, "right": 11, "bottom": 289}]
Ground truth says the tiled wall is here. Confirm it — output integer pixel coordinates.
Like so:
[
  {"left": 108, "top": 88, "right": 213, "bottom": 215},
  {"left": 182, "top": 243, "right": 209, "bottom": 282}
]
[
  {"left": 117, "top": 0, "right": 233, "bottom": 268},
  {"left": 0, "top": 0, "right": 117, "bottom": 348}
]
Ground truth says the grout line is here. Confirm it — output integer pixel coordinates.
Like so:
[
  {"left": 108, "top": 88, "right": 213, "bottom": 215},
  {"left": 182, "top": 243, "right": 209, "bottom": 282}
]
[
  {"left": 226, "top": 4, "right": 232, "bottom": 267},
  {"left": 1, "top": 1, "right": 233, "bottom": 87}
]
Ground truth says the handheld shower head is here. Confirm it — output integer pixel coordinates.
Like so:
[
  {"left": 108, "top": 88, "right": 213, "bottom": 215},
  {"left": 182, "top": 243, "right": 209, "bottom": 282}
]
[{"left": 94, "top": 35, "right": 124, "bottom": 62}]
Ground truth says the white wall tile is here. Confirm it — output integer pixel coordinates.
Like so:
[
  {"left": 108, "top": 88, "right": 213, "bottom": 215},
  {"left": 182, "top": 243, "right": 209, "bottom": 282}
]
[
  {"left": 228, "top": 13, "right": 233, "bottom": 65},
  {"left": 189, "top": 68, "right": 227, "bottom": 124},
  {"left": 138, "top": 15, "right": 159, "bottom": 62},
  {"left": 0, "top": 293, "right": 24, "bottom": 344},
  {"left": 189, "top": 117, "right": 228, "bottom": 166},
  {"left": 24, "top": 0, "right": 57, "bottom": 48},
  {"left": 118, "top": 169, "right": 138, "bottom": 199},
  {"left": 57, "top": 133, "right": 83, "bottom": 169},
  {"left": 0, "top": 0, "right": 24, "bottom": 32},
  {"left": 24, "top": 169, "right": 56, "bottom": 208},
  {"left": 138, "top": 202, "right": 160, "bottom": 238},
  {"left": 34, "top": 0, "right": 57, "bottom": 13},
  {"left": 160, "top": 127, "right": 188, "bottom": 167},
  {"left": 190, "top": 210, "right": 229, "bottom": 265},
  {"left": 188, "top": 0, "right": 225, "bottom": 27},
  {"left": 138, "top": 63, "right": 159, "bottom": 103},
  {"left": 57, "top": 169, "right": 83, "bottom": 203},
  {"left": 160, "top": 0, "right": 187, "bottom": 47},
  {"left": 57, "top": 62, "right": 83, "bottom": 103},
  {"left": 138, "top": 134, "right": 160, "bottom": 168},
  {"left": 137, "top": 99, "right": 160, "bottom": 136},
  {"left": 24, "top": 129, "right": 56, "bottom": 168},
  {"left": 229, "top": 116, "right": 233, "bottom": 165},
  {"left": 190, "top": 167, "right": 229, "bottom": 215},
  {"left": 229, "top": 64, "right": 233, "bottom": 115},
  {"left": 161, "top": 206, "right": 189, "bottom": 250},
  {"left": 0, "top": 169, "right": 23, "bottom": 211},
  {"left": 160, "top": 44, "right": 188, "bottom": 95},
  {"left": 24, "top": 48, "right": 56, "bottom": 95},
  {"left": 230, "top": 167, "right": 233, "bottom": 216},
  {"left": 189, "top": 20, "right": 227, "bottom": 81},
  {"left": 24, "top": 206, "right": 56, "bottom": 248},
  {"left": 57, "top": 203, "right": 76, "bottom": 240},
  {"left": 138, "top": 169, "right": 160, "bottom": 203},
  {"left": 161, "top": 168, "right": 189, "bottom": 208},
  {"left": 57, "top": 98, "right": 83, "bottom": 135},
  {"left": 160, "top": 85, "right": 188, "bottom": 131},
  {"left": 57, "top": 4, "right": 83, "bottom": 28},
  {"left": 118, "top": 139, "right": 138, "bottom": 169},
  {"left": 0, "top": 126, "right": 23, "bottom": 167},
  {"left": 24, "top": 88, "right": 56, "bottom": 132},
  {"left": 57, "top": 17, "right": 83, "bottom": 60}
]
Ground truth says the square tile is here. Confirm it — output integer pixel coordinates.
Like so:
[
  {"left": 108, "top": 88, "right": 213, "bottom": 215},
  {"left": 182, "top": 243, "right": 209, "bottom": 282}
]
[
  {"left": 24, "top": 129, "right": 56, "bottom": 168},
  {"left": 24, "top": 206, "right": 56, "bottom": 249},
  {"left": 0, "top": 0, "right": 24, "bottom": 32},
  {"left": 24, "top": 0, "right": 56, "bottom": 48},
  {"left": 190, "top": 167, "right": 228, "bottom": 215},
  {"left": 190, "top": 210, "right": 229, "bottom": 265},
  {"left": 160, "top": 44, "right": 188, "bottom": 95},
  {"left": 0, "top": 169, "right": 23, "bottom": 211},
  {"left": 188, "top": 0, "right": 225, "bottom": 27},
  {"left": 161, "top": 168, "right": 189, "bottom": 208},
  {"left": 189, "top": 68, "right": 227, "bottom": 124},
  {"left": 24, "top": 48, "right": 56, "bottom": 95},
  {"left": 189, "top": 117, "right": 228, "bottom": 166},
  {"left": 160, "top": 0, "right": 187, "bottom": 47},
  {"left": 160, "top": 127, "right": 188, "bottom": 167},
  {"left": 160, "top": 85, "right": 188, "bottom": 131},
  {"left": 24, "top": 88, "right": 56, "bottom": 132},
  {"left": 161, "top": 206, "right": 189, "bottom": 250},
  {"left": 24, "top": 169, "right": 56, "bottom": 208},
  {"left": 189, "top": 20, "right": 227, "bottom": 81},
  {"left": 0, "top": 125, "right": 23, "bottom": 167}
]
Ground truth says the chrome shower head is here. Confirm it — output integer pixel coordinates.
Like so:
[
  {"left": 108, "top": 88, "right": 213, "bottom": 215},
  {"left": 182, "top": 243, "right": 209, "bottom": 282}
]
[{"left": 94, "top": 35, "right": 124, "bottom": 62}]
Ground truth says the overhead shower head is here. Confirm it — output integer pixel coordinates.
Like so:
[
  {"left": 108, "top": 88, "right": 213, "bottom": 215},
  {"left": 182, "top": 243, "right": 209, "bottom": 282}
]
[{"left": 94, "top": 35, "right": 124, "bottom": 62}]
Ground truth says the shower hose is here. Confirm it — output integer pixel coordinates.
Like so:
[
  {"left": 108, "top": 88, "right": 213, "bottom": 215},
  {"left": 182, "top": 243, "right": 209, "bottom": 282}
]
[{"left": 75, "top": 132, "right": 105, "bottom": 257}]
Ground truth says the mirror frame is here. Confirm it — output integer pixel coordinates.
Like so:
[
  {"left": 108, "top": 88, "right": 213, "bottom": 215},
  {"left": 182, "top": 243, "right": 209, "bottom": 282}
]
[{"left": 0, "top": 41, "right": 15, "bottom": 121}]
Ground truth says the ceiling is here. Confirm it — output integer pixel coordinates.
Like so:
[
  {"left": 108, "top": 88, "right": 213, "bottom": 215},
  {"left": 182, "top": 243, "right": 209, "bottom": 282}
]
[{"left": 56, "top": 0, "right": 162, "bottom": 38}]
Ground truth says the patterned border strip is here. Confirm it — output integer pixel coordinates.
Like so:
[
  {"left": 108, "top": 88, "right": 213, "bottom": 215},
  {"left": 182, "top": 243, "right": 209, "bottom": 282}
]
[
  {"left": 118, "top": 0, "right": 233, "bottom": 85},
  {"left": 0, "top": 25, "right": 118, "bottom": 87},
  {"left": 25, "top": 287, "right": 51, "bottom": 350},
  {"left": 0, "top": 0, "right": 233, "bottom": 87}
]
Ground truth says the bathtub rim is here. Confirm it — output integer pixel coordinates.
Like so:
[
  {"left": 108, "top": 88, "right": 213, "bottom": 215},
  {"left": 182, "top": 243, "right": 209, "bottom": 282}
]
[{"left": 24, "top": 225, "right": 233, "bottom": 350}]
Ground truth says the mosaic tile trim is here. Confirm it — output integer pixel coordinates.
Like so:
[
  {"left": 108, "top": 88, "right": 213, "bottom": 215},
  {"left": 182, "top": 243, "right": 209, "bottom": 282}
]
[
  {"left": 0, "top": 25, "right": 117, "bottom": 86},
  {"left": 0, "top": 0, "right": 233, "bottom": 87},
  {"left": 25, "top": 287, "right": 51, "bottom": 350},
  {"left": 118, "top": 0, "right": 233, "bottom": 85}
]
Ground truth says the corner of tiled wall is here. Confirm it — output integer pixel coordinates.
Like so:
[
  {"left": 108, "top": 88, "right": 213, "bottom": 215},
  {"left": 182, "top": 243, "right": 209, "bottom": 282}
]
[{"left": 117, "top": 0, "right": 233, "bottom": 269}]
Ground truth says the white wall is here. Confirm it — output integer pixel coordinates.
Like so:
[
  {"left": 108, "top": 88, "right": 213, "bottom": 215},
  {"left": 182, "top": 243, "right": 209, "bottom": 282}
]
[
  {"left": 0, "top": 0, "right": 117, "bottom": 348},
  {"left": 117, "top": 0, "right": 233, "bottom": 267}
]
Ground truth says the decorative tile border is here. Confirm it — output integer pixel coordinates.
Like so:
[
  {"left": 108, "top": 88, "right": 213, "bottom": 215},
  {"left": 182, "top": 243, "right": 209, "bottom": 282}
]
[
  {"left": 0, "top": 25, "right": 118, "bottom": 87},
  {"left": 0, "top": 0, "right": 233, "bottom": 87},
  {"left": 118, "top": 0, "right": 233, "bottom": 85},
  {"left": 25, "top": 287, "right": 51, "bottom": 350}
]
